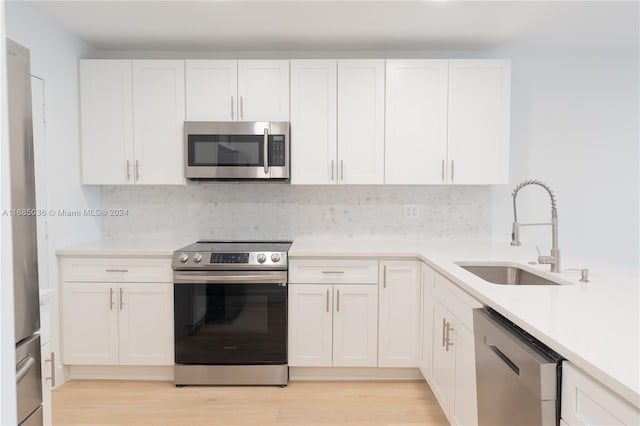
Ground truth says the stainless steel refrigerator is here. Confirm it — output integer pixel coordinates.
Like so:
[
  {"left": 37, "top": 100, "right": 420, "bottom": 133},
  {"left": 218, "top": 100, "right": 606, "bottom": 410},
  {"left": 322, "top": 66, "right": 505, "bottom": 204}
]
[{"left": 6, "top": 37, "right": 43, "bottom": 426}]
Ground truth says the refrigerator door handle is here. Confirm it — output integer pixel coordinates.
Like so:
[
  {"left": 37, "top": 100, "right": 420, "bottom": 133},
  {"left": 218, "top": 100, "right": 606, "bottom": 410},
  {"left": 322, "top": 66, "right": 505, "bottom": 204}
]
[{"left": 16, "top": 354, "right": 35, "bottom": 383}]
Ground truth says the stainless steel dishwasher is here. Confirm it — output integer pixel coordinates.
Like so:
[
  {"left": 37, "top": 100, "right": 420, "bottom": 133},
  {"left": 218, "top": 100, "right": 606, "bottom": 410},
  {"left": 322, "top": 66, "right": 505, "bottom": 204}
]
[{"left": 474, "top": 308, "right": 563, "bottom": 426}]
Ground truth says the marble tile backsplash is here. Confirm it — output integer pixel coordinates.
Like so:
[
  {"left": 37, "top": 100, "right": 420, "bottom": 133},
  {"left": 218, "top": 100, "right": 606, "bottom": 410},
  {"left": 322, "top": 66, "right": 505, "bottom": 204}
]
[{"left": 101, "top": 183, "right": 492, "bottom": 242}]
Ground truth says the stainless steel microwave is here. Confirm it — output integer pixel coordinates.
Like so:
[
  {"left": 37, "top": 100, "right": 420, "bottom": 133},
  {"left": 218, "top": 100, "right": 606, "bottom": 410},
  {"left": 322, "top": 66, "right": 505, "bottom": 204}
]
[{"left": 184, "top": 121, "right": 289, "bottom": 180}]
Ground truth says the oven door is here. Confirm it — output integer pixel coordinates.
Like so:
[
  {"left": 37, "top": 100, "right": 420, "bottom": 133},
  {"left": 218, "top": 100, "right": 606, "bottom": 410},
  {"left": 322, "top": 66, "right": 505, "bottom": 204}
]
[
  {"left": 184, "top": 121, "right": 289, "bottom": 179},
  {"left": 173, "top": 271, "right": 287, "bottom": 365}
]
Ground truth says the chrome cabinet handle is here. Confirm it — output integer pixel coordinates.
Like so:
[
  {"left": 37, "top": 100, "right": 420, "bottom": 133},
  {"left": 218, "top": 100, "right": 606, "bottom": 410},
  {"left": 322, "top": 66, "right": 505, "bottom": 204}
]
[
  {"left": 450, "top": 160, "right": 454, "bottom": 183},
  {"left": 135, "top": 160, "right": 140, "bottom": 181},
  {"left": 322, "top": 271, "right": 344, "bottom": 275},
  {"left": 340, "top": 160, "right": 344, "bottom": 181},
  {"left": 105, "top": 269, "right": 128, "bottom": 273},
  {"left": 231, "top": 96, "right": 235, "bottom": 120},
  {"left": 326, "top": 289, "right": 330, "bottom": 312},
  {"left": 119, "top": 288, "right": 124, "bottom": 310},
  {"left": 240, "top": 96, "right": 244, "bottom": 120},
  {"left": 126, "top": 160, "right": 132, "bottom": 181},
  {"left": 383, "top": 265, "right": 387, "bottom": 288},
  {"left": 263, "top": 128, "right": 269, "bottom": 174},
  {"left": 45, "top": 352, "right": 55, "bottom": 386},
  {"left": 441, "top": 160, "right": 445, "bottom": 183},
  {"left": 109, "top": 288, "right": 114, "bottom": 310},
  {"left": 445, "top": 321, "right": 454, "bottom": 352},
  {"left": 441, "top": 318, "right": 447, "bottom": 347},
  {"left": 336, "top": 289, "right": 340, "bottom": 312},
  {"left": 331, "top": 160, "right": 334, "bottom": 181}
]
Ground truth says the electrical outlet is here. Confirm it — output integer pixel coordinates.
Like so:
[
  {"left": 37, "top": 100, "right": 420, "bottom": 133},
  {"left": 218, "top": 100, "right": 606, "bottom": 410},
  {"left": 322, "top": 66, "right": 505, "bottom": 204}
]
[{"left": 403, "top": 204, "right": 420, "bottom": 219}]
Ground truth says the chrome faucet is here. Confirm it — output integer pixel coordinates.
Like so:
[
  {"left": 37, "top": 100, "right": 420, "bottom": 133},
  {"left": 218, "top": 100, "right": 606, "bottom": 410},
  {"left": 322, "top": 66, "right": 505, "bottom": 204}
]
[{"left": 510, "top": 179, "right": 560, "bottom": 272}]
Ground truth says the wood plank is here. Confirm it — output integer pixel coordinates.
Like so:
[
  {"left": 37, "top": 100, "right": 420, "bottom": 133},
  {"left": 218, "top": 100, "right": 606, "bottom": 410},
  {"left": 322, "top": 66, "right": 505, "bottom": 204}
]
[{"left": 52, "top": 380, "right": 448, "bottom": 425}]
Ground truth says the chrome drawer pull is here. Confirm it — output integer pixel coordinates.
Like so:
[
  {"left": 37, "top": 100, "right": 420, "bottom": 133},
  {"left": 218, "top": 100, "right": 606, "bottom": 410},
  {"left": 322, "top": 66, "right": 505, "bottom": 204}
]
[{"left": 105, "top": 269, "right": 128, "bottom": 273}]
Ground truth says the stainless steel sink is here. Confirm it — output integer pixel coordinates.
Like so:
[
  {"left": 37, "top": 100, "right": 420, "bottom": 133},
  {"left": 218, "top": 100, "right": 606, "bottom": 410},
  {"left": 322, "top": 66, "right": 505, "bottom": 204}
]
[{"left": 455, "top": 263, "right": 564, "bottom": 286}]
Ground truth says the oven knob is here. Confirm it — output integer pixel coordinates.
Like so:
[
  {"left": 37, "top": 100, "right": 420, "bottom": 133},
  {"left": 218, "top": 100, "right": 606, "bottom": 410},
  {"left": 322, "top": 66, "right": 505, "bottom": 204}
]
[
  {"left": 257, "top": 253, "right": 266, "bottom": 263},
  {"left": 271, "top": 253, "right": 281, "bottom": 262},
  {"left": 193, "top": 253, "right": 203, "bottom": 263},
  {"left": 178, "top": 253, "right": 189, "bottom": 263}
]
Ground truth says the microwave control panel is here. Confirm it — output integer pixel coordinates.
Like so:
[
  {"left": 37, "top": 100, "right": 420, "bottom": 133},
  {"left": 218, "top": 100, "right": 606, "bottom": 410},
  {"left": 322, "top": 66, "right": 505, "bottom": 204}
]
[{"left": 269, "top": 136, "right": 286, "bottom": 166}]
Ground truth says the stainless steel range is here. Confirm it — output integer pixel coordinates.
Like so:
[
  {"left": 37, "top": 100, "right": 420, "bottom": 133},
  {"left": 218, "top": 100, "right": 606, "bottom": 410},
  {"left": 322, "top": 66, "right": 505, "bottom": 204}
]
[{"left": 172, "top": 241, "right": 292, "bottom": 386}]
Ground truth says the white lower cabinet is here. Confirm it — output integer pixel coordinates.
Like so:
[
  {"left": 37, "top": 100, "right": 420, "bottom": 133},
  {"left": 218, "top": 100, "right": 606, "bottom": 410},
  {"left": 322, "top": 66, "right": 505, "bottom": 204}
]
[
  {"left": 62, "top": 282, "right": 173, "bottom": 366},
  {"left": 423, "top": 263, "right": 481, "bottom": 426},
  {"left": 288, "top": 283, "right": 378, "bottom": 367},
  {"left": 561, "top": 361, "right": 640, "bottom": 425},
  {"left": 378, "top": 261, "right": 420, "bottom": 367},
  {"left": 39, "top": 299, "right": 53, "bottom": 426},
  {"left": 419, "top": 263, "right": 434, "bottom": 380}
]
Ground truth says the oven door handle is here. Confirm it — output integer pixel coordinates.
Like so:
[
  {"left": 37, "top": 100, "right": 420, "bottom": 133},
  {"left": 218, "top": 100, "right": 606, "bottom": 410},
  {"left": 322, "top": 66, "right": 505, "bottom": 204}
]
[{"left": 174, "top": 272, "right": 287, "bottom": 284}]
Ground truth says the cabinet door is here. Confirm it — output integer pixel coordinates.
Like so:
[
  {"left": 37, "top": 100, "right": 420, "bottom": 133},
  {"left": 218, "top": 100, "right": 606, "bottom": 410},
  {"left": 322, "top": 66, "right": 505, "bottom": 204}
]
[
  {"left": 62, "top": 283, "right": 118, "bottom": 364},
  {"left": 79, "top": 60, "right": 133, "bottom": 185},
  {"left": 118, "top": 283, "right": 173, "bottom": 365},
  {"left": 378, "top": 261, "right": 420, "bottom": 367},
  {"left": 132, "top": 60, "right": 185, "bottom": 185},
  {"left": 447, "top": 60, "right": 511, "bottom": 184},
  {"left": 419, "top": 263, "right": 435, "bottom": 380},
  {"left": 185, "top": 60, "right": 237, "bottom": 121},
  {"left": 431, "top": 301, "right": 455, "bottom": 418},
  {"left": 290, "top": 60, "right": 338, "bottom": 185},
  {"left": 41, "top": 342, "right": 52, "bottom": 426},
  {"left": 238, "top": 60, "right": 289, "bottom": 121},
  {"left": 452, "top": 324, "right": 478, "bottom": 426},
  {"left": 333, "top": 285, "right": 378, "bottom": 367},
  {"left": 385, "top": 60, "right": 449, "bottom": 184},
  {"left": 288, "top": 284, "right": 333, "bottom": 367},
  {"left": 337, "top": 60, "right": 385, "bottom": 184}
]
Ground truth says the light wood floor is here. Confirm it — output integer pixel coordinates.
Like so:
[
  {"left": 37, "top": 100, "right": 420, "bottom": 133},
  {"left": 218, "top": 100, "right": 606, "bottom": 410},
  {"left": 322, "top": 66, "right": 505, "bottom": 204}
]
[{"left": 52, "top": 380, "right": 448, "bottom": 426}]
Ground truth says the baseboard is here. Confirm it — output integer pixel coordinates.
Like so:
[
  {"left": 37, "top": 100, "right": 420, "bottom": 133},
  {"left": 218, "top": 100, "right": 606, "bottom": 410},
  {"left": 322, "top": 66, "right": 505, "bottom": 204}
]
[
  {"left": 66, "top": 365, "right": 424, "bottom": 382},
  {"left": 68, "top": 365, "right": 173, "bottom": 381},
  {"left": 289, "top": 367, "right": 423, "bottom": 381}
]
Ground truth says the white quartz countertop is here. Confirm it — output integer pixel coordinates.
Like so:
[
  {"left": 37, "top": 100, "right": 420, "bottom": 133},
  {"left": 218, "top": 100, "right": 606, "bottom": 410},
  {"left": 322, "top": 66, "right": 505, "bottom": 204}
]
[
  {"left": 290, "top": 238, "right": 640, "bottom": 408},
  {"left": 56, "top": 239, "right": 192, "bottom": 258}
]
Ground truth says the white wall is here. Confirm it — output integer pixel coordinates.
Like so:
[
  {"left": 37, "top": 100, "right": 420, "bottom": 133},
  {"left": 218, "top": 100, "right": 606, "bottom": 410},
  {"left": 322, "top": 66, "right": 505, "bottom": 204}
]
[
  {"left": 4, "top": 1, "right": 101, "bottom": 389},
  {"left": 491, "top": 49, "right": 640, "bottom": 268}
]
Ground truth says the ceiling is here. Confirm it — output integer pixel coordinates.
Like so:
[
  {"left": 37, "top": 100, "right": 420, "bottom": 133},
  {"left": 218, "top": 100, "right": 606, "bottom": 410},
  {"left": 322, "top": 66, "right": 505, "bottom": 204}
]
[{"left": 28, "top": 1, "right": 639, "bottom": 52}]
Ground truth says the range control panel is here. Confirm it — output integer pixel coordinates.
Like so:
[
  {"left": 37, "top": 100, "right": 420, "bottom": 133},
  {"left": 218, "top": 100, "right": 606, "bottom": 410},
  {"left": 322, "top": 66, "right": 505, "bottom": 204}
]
[{"left": 210, "top": 253, "right": 250, "bottom": 264}]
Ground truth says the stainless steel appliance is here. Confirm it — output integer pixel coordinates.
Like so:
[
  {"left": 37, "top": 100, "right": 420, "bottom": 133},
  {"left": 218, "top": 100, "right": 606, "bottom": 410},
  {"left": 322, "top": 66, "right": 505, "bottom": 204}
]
[
  {"left": 172, "top": 241, "right": 291, "bottom": 386},
  {"left": 474, "top": 307, "right": 562, "bottom": 426},
  {"left": 6, "top": 38, "right": 43, "bottom": 425},
  {"left": 184, "top": 121, "right": 289, "bottom": 180}
]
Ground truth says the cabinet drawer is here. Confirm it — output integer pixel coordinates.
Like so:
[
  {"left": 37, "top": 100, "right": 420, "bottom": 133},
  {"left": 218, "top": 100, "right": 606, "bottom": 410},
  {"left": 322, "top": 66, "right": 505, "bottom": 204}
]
[
  {"left": 562, "top": 362, "right": 639, "bottom": 425},
  {"left": 432, "top": 272, "right": 482, "bottom": 333},
  {"left": 61, "top": 258, "right": 172, "bottom": 283},
  {"left": 290, "top": 259, "right": 378, "bottom": 284}
]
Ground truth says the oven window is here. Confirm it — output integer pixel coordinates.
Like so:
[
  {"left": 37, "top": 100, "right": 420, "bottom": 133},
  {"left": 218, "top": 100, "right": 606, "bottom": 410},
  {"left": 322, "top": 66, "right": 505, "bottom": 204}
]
[
  {"left": 174, "top": 283, "right": 287, "bottom": 365},
  {"left": 188, "top": 135, "right": 264, "bottom": 167}
]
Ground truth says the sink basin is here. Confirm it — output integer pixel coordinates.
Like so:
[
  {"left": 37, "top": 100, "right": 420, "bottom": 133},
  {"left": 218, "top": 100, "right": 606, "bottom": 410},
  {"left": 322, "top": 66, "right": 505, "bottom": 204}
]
[{"left": 455, "top": 262, "right": 563, "bottom": 286}]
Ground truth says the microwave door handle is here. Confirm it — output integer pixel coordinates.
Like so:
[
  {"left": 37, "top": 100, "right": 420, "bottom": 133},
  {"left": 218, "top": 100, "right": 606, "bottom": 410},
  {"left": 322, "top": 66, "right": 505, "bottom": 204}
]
[{"left": 264, "top": 128, "right": 269, "bottom": 175}]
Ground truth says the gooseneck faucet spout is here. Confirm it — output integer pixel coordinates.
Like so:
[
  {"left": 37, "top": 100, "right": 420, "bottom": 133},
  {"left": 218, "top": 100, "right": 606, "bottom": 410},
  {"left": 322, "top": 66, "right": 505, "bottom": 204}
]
[{"left": 510, "top": 179, "right": 560, "bottom": 272}]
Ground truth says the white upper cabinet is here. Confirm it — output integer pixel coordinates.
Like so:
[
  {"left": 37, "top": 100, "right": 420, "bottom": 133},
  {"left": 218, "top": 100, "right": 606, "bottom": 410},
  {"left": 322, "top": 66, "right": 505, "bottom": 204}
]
[
  {"left": 384, "top": 59, "right": 511, "bottom": 185},
  {"left": 185, "top": 60, "right": 289, "bottom": 122},
  {"left": 132, "top": 60, "right": 185, "bottom": 185},
  {"left": 80, "top": 59, "right": 185, "bottom": 185},
  {"left": 337, "top": 60, "right": 385, "bottom": 184},
  {"left": 447, "top": 59, "right": 511, "bottom": 184},
  {"left": 237, "top": 60, "right": 290, "bottom": 121},
  {"left": 80, "top": 60, "right": 133, "bottom": 185},
  {"left": 185, "top": 60, "right": 238, "bottom": 121},
  {"left": 385, "top": 60, "right": 449, "bottom": 184},
  {"left": 290, "top": 60, "right": 338, "bottom": 184}
]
